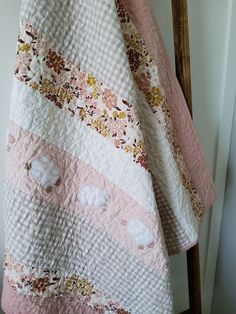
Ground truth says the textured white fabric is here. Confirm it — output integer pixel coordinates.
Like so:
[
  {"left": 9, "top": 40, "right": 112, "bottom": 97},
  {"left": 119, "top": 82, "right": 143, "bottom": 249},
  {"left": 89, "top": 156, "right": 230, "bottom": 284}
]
[
  {"left": 29, "top": 155, "right": 60, "bottom": 189},
  {"left": 78, "top": 184, "right": 108, "bottom": 209},
  {"left": 125, "top": 219, "right": 155, "bottom": 247}
]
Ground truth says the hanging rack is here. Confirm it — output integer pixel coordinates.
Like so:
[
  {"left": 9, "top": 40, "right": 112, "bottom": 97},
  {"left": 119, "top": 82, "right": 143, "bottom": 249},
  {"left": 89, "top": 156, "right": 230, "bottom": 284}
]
[{"left": 171, "top": 1, "right": 202, "bottom": 313}]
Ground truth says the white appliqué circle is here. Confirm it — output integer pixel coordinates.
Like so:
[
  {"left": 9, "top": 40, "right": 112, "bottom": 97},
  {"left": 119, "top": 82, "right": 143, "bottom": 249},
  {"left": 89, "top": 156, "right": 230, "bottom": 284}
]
[
  {"left": 29, "top": 155, "right": 60, "bottom": 190},
  {"left": 77, "top": 184, "right": 108, "bottom": 209},
  {"left": 125, "top": 219, "right": 154, "bottom": 247}
]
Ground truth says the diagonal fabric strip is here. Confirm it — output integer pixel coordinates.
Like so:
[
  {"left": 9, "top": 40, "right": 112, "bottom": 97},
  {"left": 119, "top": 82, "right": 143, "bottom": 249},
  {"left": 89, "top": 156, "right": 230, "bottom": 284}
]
[
  {"left": 1, "top": 276, "right": 98, "bottom": 314},
  {"left": 1, "top": 0, "right": 217, "bottom": 313},
  {"left": 121, "top": 0, "right": 217, "bottom": 210}
]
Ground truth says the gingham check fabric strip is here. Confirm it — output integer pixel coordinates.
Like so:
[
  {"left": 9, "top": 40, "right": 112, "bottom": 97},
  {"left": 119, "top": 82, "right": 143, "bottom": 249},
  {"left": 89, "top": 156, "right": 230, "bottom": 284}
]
[
  {"left": 152, "top": 175, "right": 194, "bottom": 254},
  {"left": 20, "top": 0, "right": 136, "bottom": 103}
]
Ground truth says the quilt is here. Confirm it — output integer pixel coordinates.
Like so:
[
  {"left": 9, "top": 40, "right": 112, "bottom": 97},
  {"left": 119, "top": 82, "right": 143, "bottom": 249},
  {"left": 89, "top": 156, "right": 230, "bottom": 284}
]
[{"left": 1, "top": 0, "right": 217, "bottom": 313}]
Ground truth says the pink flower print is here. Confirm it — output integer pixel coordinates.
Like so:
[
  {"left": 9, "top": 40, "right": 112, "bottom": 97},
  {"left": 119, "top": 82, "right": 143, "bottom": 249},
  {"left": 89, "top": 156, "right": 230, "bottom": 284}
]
[
  {"left": 15, "top": 53, "right": 31, "bottom": 77},
  {"left": 70, "top": 70, "right": 86, "bottom": 92},
  {"left": 94, "top": 107, "right": 102, "bottom": 115},
  {"left": 86, "top": 99, "right": 98, "bottom": 115},
  {"left": 114, "top": 139, "right": 122, "bottom": 148},
  {"left": 69, "top": 77, "right": 79, "bottom": 89},
  {"left": 87, "top": 99, "right": 97, "bottom": 109},
  {"left": 126, "top": 108, "right": 137, "bottom": 124},
  {"left": 24, "top": 24, "right": 38, "bottom": 40},
  {"left": 102, "top": 89, "right": 117, "bottom": 109},
  {"left": 77, "top": 79, "right": 87, "bottom": 96},
  {"left": 77, "top": 71, "right": 86, "bottom": 81},
  {"left": 106, "top": 118, "right": 127, "bottom": 137},
  {"left": 33, "top": 37, "right": 45, "bottom": 53}
]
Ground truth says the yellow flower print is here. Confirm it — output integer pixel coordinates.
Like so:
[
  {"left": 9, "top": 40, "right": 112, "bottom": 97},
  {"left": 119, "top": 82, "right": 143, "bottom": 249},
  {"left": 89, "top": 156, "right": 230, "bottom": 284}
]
[
  {"left": 124, "top": 145, "right": 133, "bottom": 153},
  {"left": 103, "top": 109, "right": 109, "bottom": 118},
  {"left": 76, "top": 278, "right": 94, "bottom": 296},
  {"left": 118, "top": 111, "right": 126, "bottom": 119},
  {"left": 38, "top": 79, "right": 57, "bottom": 95},
  {"left": 112, "top": 111, "right": 127, "bottom": 119},
  {"left": 124, "top": 34, "right": 140, "bottom": 53},
  {"left": 19, "top": 43, "right": 31, "bottom": 52},
  {"left": 133, "top": 142, "right": 145, "bottom": 155},
  {"left": 92, "top": 118, "right": 110, "bottom": 137},
  {"left": 66, "top": 279, "right": 73, "bottom": 288},
  {"left": 30, "top": 80, "right": 74, "bottom": 105},
  {"left": 79, "top": 108, "right": 87, "bottom": 120},
  {"left": 58, "top": 87, "right": 74, "bottom": 103},
  {"left": 181, "top": 173, "right": 195, "bottom": 192},
  {"left": 92, "top": 117, "right": 103, "bottom": 129},
  {"left": 100, "top": 128, "right": 111, "bottom": 137},
  {"left": 91, "top": 87, "right": 99, "bottom": 99},
  {"left": 146, "top": 87, "right": 164, "bottom": 108},
  {"left": 65, "top": 276, "right": 94, "bottom": 296},
  {"left": 29, "top": 81, "right": 39, "bottom": 90},
  {"left": 112, "top": 111, "right": 118, "bottom": 118},
  {"left": 86, "top": 74, "right": 97, "bottom": 86}
]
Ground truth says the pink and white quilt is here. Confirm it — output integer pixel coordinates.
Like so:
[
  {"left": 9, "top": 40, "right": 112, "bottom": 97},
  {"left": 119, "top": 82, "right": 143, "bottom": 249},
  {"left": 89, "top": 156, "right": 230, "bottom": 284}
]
[{"left": 1, "top": 0, "right": 217, "bottom": 313}]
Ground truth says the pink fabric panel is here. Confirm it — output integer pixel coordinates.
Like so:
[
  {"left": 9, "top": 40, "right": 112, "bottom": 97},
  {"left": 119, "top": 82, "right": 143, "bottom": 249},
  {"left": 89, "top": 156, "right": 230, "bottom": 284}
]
[
  {"left": 121, "top": 0, "right": 217, "bottom": 211},
  {"left": 6, "top": 121, "right": 166, "bottom": 270},
  {"left": 1, "top": 276, "right": 97, "bottom": 314}
]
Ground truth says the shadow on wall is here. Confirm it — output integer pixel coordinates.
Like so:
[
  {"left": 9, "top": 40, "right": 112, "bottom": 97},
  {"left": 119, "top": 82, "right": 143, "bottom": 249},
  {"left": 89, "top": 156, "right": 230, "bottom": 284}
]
[
  {"left": 0, "top": 0, "right": 22, "bottom": 309},
  {"left": 212, "top": 99, "right": 236, "bottom": 314}
]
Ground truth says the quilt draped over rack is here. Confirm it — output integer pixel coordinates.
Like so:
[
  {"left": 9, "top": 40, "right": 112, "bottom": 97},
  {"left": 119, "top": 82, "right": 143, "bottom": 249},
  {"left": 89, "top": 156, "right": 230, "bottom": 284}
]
[{"left": 1, "top": 0, "right": 217, "bottom": 313}]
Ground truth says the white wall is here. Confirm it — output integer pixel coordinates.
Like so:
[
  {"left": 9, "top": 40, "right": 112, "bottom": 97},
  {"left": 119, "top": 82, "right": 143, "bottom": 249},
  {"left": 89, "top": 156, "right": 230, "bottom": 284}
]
[
  {"left": 155, "top": 0, "right": 235, "bottom": 313},
  {"left": 0, "top": 1, "right": 235, "bottom": 314},
  {"left": 212, "top": 101, "right": 236, "bottom": 314},
  {"left": 188, "top": 1, "right": 235, "bottom": 313},
  {"left": 211, "top": 2, "right": 236, "bottom": 306},
  {"left": 0, "top": 1, "right": 21, "bottom": 310}
]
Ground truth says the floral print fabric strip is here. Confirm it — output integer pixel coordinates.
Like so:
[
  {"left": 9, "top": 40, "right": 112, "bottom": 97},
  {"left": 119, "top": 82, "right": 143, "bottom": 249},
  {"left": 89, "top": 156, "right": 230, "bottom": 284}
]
[
  {"left": 116, "top": 0, "right": 205, "bottom": 218},
  {"left": 4, "top": 252, "right": 131, "bottom": 314},
  {"left": 15, "top": 23, "right": 149, "bottom": 170}
]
